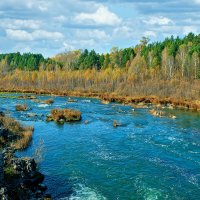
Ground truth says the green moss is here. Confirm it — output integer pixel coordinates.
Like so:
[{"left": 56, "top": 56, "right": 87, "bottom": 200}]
[{"left": 4, "top": 166, "right": 16, "bottom": 178}]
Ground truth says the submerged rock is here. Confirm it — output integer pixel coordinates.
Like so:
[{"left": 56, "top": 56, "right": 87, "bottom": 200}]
[
  {"left": 113, "top": 120, "right": 121, "bottom": 128},
  {"left": 101, "top": 100, "right": 110, "bottom": 105},
  {"left": 84, "top": 120, "right": 90, "bottom": 125},
  {"left": 68, "top": 97, "right": 77, "bottom": 103},
  {"left": 169, "top": 114, "right": 177, "bottom": 119},
  {"left": 42, "top": 99, "right": 54, "bottom": 105},
  {"left": 149, "top": 109, "right": 164, "bottom": 117},
  {"left": 27, "top": 113, "right": 37, "bottom": 118},
  {"left": 0, "top": 112, "right": 5, "bottom": 117},
  {"left": 15, "top": 104, "right": 28, "bottom": 111},
  {"left": 44, "top": 194, "right": 52, "bottom": 200}
]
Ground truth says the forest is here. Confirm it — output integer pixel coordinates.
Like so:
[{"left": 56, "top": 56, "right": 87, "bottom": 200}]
[
  {"left": 53, "top": 32, "right": 200, "bottom": 80},
  {"left": 0, "top": 52, "right": 60, "bottom": 72},
  {"left": 0, "top": 33, "right": 199, "bottom": 100}
]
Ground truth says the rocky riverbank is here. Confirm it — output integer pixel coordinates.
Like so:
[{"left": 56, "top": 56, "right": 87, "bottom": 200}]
[
  {"left": 0, "top": 113, "right": 51, "bottom": 200},
  {"left": 0, "top": 148, "right": 51, "bottom": 200}
]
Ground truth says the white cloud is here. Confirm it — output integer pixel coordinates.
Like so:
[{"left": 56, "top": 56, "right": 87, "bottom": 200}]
[
  {"left": 6, "top": 29, "right": 64, "bottom": 41},
  {"left": 75, "top": 5, "right": 122, "bottom": 26},
  {"left": 75, "top": 39, "right": 96, "bottom": 47},
  {"left": 75, "top": 29, "right": 110, "bottom": 41},
  {"left": 26, "top": 0, "right": 49, "bottom": 11},
  {"left": 143, "top": 16, "right": 173, "bottom": 25},
  {"left": 183, "top": 26, "right": 198, "bottom": 35},
  {"left": 144, "top": 31, "right": 157, "bottom": 37},
  {"left": 194, "top": 0, "right": 200, "bottom": 4},
  {"left": 0, "top": 19, "right": 41, "bottom": 30},
  {"left": 62, "top": 39, "right": 97, "bottom": 51},
  {"left": 54, "top": 15, "right": 67, "bottom": 23},
  {"left": 113, "top": 26, "right": 134, "bottom": 39},
  {"left": 6, "top": 29, "right": 32, "bottom": 40},
  {"left": 63, "top": 41, "right": 75, "bottom": 51}
]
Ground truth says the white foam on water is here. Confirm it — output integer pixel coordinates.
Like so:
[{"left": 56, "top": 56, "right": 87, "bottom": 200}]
[
  {"left": 61, "top": 184, "right": 106, "bottom": 200},
  {"left": 38, "top": 104, "right": 49, "bottom": 108},
  {"left": 134, "top": 177, "right": 167, "bottom": 200},
  {"left": 143, "top": 187, "right": 163, "bottom": 200},
  {"left": 82, "top": 100, "right": 91, "bottom": 103}
]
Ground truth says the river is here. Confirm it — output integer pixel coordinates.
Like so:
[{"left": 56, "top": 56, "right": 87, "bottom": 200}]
[{"left": 0, "top": 93, "right": 200, "bottom": 200}]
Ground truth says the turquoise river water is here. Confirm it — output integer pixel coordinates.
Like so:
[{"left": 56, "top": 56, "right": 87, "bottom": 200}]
[{"left": 0, "top": 93, "right": 200, "bottom": 200}]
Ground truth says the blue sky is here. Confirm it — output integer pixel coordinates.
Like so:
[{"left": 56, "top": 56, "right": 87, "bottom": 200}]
[{"left": 0, "top": 0, "right": 199, "bottom": 57}]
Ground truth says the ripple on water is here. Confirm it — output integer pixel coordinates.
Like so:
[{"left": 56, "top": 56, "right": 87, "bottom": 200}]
[{"left": 38, "top": 104, "right": 49, "bottom": 108}]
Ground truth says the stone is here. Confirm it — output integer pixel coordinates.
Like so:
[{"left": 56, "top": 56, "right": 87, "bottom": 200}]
[
  {"left": 44, "top": 194, "right": 52, "bottom": 200},
  {"left": 68, "top": 98, "right": 77, "bottom": 103},
  {"left": 0, "top": 187, "right": 9, "bottom": 200},
  {"left": 38, "top": 183, "right": 47, "bottom": 191},
  {"left": 12, "top": 157, "right": 37, "bottom": 177},
  {"left": 16, "top": 104, "right": 28, "bottom": 111},
  {"left": 0, "top": 127, "right": 7, "bottom": 137},
  {"left": 101, "top": 100, "right": 110, "bottom": 105},
  {"left": 0, "top": 112, "right": 5, "bottom": 117},
  {"left": 31, "top": 172, "right": 44, "bottom": 186},
  {"left": 27, "top": 113, "right": 37, "bottom": 118}
]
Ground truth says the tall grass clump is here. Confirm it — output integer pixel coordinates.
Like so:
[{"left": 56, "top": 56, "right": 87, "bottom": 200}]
[{"left": 0, "top": 115, "right": 34, "bottom": 150}]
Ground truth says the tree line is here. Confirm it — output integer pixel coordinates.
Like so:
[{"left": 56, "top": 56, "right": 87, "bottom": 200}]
[
  {"left": 0, "top": 33, "right": 199, "bottom": 81},
  {"left": 0, "top": 52, "right": 61, "bottom": 72},
  {"left": 54, "top": 32, "right": 200, "bottom": 80}
]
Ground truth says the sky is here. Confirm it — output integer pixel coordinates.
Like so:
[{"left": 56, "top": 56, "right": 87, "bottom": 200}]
[{"left": 0, "top": 0, "right": 199, "bottom": 57}]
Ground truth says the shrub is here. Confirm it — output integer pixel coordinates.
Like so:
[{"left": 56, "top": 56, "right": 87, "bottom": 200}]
[{"left": 47, "top": 108, "right": 82, "bottom": 123}]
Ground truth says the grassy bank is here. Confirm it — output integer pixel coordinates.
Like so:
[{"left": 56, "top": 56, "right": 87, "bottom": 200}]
[
  {"left": 0, "top": 113, "right": 33, "bottom": 150},
  {"left": 0, "top": 87, "right": 200, "bottom": 111}
]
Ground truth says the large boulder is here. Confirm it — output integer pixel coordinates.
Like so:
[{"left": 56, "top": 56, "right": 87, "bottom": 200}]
[
  {"left": 12, "top": 157, "right": 36, "bottom": 177},
  {"left": 42, "top": 99, "right": 54, "bottom": 105}
]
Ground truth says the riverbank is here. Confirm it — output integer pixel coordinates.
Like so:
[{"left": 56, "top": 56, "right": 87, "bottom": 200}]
[
  {"left": 0, "top": 113, "right": 51, "bottom": 199},
  {"left": 0, "top": 88, "right": 200, "bottom": 112}
]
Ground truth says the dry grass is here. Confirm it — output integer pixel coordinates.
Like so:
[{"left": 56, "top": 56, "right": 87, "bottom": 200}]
[
  {"left": 0, "top": 116, "right": 23, "bottom": 134},
  {"left": 12, "top": 128, "right": 33, "bottom": 150},
  {"left": 0, "top": 115, "right": 34, "bottom": 150},
  {"left": 18, "top": 95, "right": 36, "bottom": 99},
  {"left": 47, "top": 108, "right": 82, "bottom": 123},
  {"left": 0, "top": 69, "right": 200, "bottom": 112}
]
